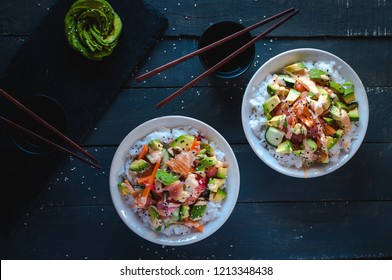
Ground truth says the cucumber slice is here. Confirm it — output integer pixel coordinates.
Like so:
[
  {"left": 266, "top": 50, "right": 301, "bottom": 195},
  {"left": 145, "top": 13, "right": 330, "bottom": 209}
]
[{"left": 265, "top": 126, "right": 285, "bottom": 147}]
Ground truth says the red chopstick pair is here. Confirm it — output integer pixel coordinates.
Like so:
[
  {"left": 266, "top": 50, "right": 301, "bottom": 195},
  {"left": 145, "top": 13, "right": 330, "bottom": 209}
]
[
  {"left": 135, "top": 8, "right": 299, "bottom": 109},
  {"left": 0, "top": 89, "right": 101, "bottom": 169}
]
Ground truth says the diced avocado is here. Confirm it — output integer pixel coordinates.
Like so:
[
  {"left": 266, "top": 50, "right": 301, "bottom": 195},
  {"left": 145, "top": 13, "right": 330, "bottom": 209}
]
[
  {"left": 285, "top": 88, "right": 301, "bottom": 104},
  {"left": 276, "top": 140, "right": 293, "bottom": 154},
  {"left": 216, "top": 167, "right": 228, "bottom": 179},
  {"left": 179, "top": 205, "right": 190, "bottom": 220},
  {"left": 171, "top": 208, "right": 180, "bottom": 220},
  {"left": 266, "top": 115, "right": 287, "bottom": 128},
  {"left": 319, "top": 89, "right": 332, "bottom": 109},
  {"left": 334, "top": 129, "right": 344, "bottom": 139},
  {"left": 330, "top": 105, "right": 342, "bottom": 122},
  {"left": 323, "top": 117, "right": 334, "bottom": 125},
  {"left": 329, "top": 81, "right": 345, "bottom": 94},
  {"left": 347, "top": 102, "right": 358, "bottom": 111},
  {"left": 160, "top": 148, "right": 170, "bottom": 169},
  {"left": 263, "top": 95, "right": 281, "bottom": 114},
  {"left": 197, "top": 156, "right": 218, "bottom": 170},
  {"left": 308, "top": 91, "right": 317, "bottom": 99},
  {"left": 148, "top": 139, "right": 163, "bottom": 151},
  {"left": 317, "top": 86, "right": 329, "bottom": 96},
  {"left": 348, "top": 107, "right": 359, "bottom": 121},
  {"left": 293, "top": 149, "right": 305, "bottom": 157},
  {"left": 342, "top": 82, "right": 356, "bottom": 103},
  {"left": 292, "top": 123, "right": 307, "bottom": 135},
  {"left": 200, "top": 143, "right": 215, "bottom": 156},
  {"left": 213, "top": 188, "right": 227, "bottom": 203},
  {"left": 343, "top": 91, "right": 356, "bottom": 104},
  {"left": 118, "top": 182, "right": 130, "bottom": 196},
  {"left": 190, "top": 200, "right": 207, "bottom": 221},
  {"left": 334, "top": 101, "right": 349, "bottom": 111},
  {"left": 326, "top": 136, "right": 338, "bottom": 150},
  {"left": 267, "top": 83, "right": 280, "bottom": 96},
  {"left": 129, "top": 159, "right": 150, "bottom": 173},
  {"left": 148, "top": 205, "right": 162, "bottom": 231},
  {"left": 309, "top": 68, "right": 328, "bottom": 81},
  {"left": 305, "top": 138, "right": 318, "bottom": 152},
  {"left": 170, "top": 134, "right": 195, "bottom": 150},
  {"left": 155, "top": 169, "right": 179, "bottom": 185},
  {"left": 207, "top": 178, "right": 226, "bottom": 192},
  {"left": 284, "top": 62, "right": 305, "bottom": 73},
  {"left": 278, "top": 74, "right": 296, "bottom": 88}
]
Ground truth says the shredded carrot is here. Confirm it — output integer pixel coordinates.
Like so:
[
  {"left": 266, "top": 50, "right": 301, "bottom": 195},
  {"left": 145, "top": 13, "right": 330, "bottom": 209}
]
[
  {"left": 137, "top": 175, "right": 151, "bottom": 184},
  {"left": 196, "top": 223, "right": 204, "bottom": 232},
  {"left": 138, "top": 144, "right": 149, "bottom": 160},
  {"left": 190, "top": 138, "right": 201, "bottom": 151},
  {"left": 324, "top": 124, "right": 336, "bottom": 136},
  {"left": 148, "top": 158, "right": 161, "bottom": 186}
]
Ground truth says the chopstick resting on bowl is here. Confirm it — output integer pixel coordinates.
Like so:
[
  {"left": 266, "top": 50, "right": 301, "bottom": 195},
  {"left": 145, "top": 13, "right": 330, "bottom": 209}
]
[
  {"left": 0, "top": 89, "right": 101, "bottom": 169},
  {"left": 136, "top": 7, "right": 296, "bottom": 83},
  {"left": 136, "top": 8, "right": 299, "bottom": 109}
]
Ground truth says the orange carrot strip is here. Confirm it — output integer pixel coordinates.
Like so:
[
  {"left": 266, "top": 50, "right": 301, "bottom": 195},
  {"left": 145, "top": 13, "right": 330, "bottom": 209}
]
[
  {"left": 148, "top": 158, "right": 161, "bottom": 186},
  {"left": 324, "top": 124, "right": 336, "bottom": 136},
  {"left": 138, "top": 144, "right": 149, "bottom": 160},
  {"left": 137, "top": 175, "right": 151, "bottom": 184},
  {"left": 190, "top": 138, "right": 201, "bottom": 151},
  {"left": 196, "top": 223, "right": 204, "bottom": 232}
]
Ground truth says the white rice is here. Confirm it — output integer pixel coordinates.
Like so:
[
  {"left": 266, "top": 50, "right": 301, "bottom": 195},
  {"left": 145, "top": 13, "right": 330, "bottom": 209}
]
[
  {"left": 249, "top": 60, "right": 360, "bottom": 168},
  {"left": 121, "top": 126, "right": 226, "bottom": 236}
]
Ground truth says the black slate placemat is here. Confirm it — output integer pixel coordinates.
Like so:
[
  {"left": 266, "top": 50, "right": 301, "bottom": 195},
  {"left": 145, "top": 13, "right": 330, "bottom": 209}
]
[{"left": 0, "top": 0, "right": 167, "bottom": 235}]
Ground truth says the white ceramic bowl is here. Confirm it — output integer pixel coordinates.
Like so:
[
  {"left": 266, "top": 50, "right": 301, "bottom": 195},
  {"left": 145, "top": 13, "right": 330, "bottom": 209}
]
[
  {"left": 109, "top": 115, "right": 240, "bottom": 246},
  {"left": 241, "top": 48, "right": 369, "bottom": 178}
]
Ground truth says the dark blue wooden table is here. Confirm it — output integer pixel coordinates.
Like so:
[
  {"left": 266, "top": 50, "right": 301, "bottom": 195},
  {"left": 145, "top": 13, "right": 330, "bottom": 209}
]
[{"left": 0, "top": 0, "right": 391, "bottom": 259}]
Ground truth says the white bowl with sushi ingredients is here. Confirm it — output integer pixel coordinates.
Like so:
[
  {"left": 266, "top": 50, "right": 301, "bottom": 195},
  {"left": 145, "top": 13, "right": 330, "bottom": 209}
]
[
  {"left": 109, "top": 115, "right": 240, "bottom": 246},
  {"left": 242, "top": 48, "right": 369, "bottom": 178}
]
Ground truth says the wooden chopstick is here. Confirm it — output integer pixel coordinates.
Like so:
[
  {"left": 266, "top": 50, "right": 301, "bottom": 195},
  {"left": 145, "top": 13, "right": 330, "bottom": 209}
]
[
  {"left": 136, "top": 7, "right": 295, "bottom": 82},
  {"left": 155, "top": 9, "right": 299, "bottom": 109},
  {"left": 0, "top": 116, "right": 101, "bottom": 169},
  {"left": 0, "top": 88, "right": 99, "bottom": 163}
]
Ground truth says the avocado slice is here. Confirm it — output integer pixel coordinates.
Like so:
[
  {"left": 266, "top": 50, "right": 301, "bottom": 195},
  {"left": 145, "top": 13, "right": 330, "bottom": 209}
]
[
  {"left": 267, "top": 83, "right": 280, "bottom": 96},
  {"left": 326, "top": 136, "right": 338, "bottom": 150},
  {"left": 284, "top": 62, "right": 305, "bottom": 73},
  {"left": 148, "top": 205, "right": 162, "bottom": 231},
  {"left": 190, "top": 200, "right": 207, "bottom": 221},
  {"left": 285, "top": 88, "right": 301, "bottom": 104},
  {"left": 200, "top": 143, "right": 215, "bottom": 156},
  {"left": 170, "top": 134, "right": 195, "bottom": 150},
  {"left": 263, "top": 95, "right": 281, "bottom": 114},
  {"left": 305, "top": 138, "right": 318, "bottom": 152},
  {"left": 213, "top": 188, "right": 227, "bottom": 203},
  {"left": 334, "top": 129, "right": 344, "bottom": 139},
  {"left": 276, "top": 140, "right": 293, "bottom": 154},
  {"left": 118, "top": 182, "right": 130, "bottom": 196},
  {"left": 348, "top": 107, "right": 359, "bottom": 121},
  {"left": 309, "top": 68, "right": 328, "bottom": 81},
  {"left": 129, "top": 159, "right": 150, "bottom": 173},
  {"left": 216, "top": 167, "right": 228, "bottom": 179},
  {"left": 179, "top": 205, "right": 190, "bottom": 220},
  {"left": 343, "top": 91, "right": 356, "bottom": 104},
  {"left": 207, "top": 178, "right": 226, "bottom": 192},
  {"left": 267, "top": 115, "right": 287, "bottom": 128},
  {"left": 155, "top": 169, "right": 179, "bottom": 185},
  {"left": 148, "top": 140, "right": 163, "bottom": 151},
  {"left": 197, "top": 156, "right": 219, "bottom": 171},
  {"left": 329, "top": 81, "right": 345, "bottom": 94}
]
